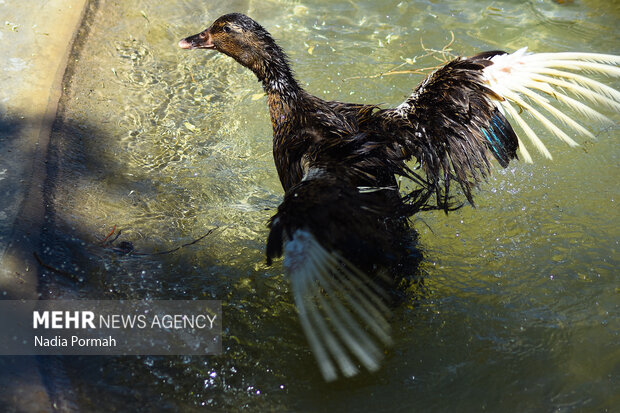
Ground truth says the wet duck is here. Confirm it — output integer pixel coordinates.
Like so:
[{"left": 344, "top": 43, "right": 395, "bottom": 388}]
[{"left": 179, "top": 13, "right": 620, "bottom": 381}]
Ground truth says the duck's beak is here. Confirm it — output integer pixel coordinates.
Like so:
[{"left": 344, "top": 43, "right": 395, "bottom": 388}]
[{"left": 178, "top": 29, "right": 215, "bottom": 50}]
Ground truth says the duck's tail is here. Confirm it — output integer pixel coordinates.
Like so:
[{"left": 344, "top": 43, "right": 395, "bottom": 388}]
[{"left": 482, "top": 48, "right": 620, "bottom": 162}]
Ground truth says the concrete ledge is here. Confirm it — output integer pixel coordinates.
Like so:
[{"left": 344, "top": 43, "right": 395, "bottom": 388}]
[{"left": 0, "top": 0, "right": 89, "bottom": 411}]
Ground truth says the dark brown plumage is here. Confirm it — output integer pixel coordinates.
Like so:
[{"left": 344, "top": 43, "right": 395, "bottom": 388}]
[
  {"left": 179, "top": 13, "right": 619, "bottom": 381},
  {"left": 179, "top": 14, "right": 517, "bottom": 201}
]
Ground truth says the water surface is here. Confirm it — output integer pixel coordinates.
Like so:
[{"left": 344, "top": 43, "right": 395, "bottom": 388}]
[{"left": 43, "top": 0, "right": 618, "bottom": 410}]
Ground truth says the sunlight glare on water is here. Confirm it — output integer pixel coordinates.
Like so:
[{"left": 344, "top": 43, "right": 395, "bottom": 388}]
[{"left": 43, "top": 0, "right": 619, "bottom": 410}]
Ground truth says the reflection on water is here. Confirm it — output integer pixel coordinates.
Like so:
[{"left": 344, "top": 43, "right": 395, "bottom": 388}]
[{"left": 43, "top": 0, "right": 618, "bottom": 410}]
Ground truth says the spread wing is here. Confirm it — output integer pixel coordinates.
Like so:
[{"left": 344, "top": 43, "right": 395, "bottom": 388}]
[
  {"left": 266, "top": 167, "right": 410, "bottom": 381},
  {"left": 378, "top": 48, "right": 620, "bottom": 204}
]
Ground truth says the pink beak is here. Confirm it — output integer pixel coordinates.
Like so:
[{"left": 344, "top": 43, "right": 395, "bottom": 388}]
[{"left": 178, "top": 30, "right": 215, "bottom": 49}]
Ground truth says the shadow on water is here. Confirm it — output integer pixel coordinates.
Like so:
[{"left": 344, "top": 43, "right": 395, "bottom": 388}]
[
  {"left": 0, "top": 112, "right": 194, "bottom": 410},
  {"left": 0, "top": 115, "right": 62, "bottom": 412}
]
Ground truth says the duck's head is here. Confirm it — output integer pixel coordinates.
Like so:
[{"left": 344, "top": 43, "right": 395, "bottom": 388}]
[{"left": 178, "top": 13, "right": 280, "bottom": 74}]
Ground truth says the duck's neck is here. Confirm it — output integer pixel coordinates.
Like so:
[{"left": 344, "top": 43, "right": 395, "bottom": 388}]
[
  {"left": 261, "top": 67, "right": 301, "bottom": 101},
  {"left": 250, "top": 46, "right": 304, "bottom": 128},
  {"left": 250, "top": 47, "right": 307, "bottom": 191}
]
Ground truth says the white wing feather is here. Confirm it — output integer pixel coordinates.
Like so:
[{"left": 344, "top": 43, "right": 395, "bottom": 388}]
[
  {"left": 284, "top": 229, "right": 392, "bottom": 381},
  {"left": 483, "top": 47, "right": 620, "bottom": 162}
]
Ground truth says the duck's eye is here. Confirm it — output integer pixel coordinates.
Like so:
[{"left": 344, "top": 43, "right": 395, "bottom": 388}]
[{"left": 223, "top": 26, "right": 231, "bottom": 33}]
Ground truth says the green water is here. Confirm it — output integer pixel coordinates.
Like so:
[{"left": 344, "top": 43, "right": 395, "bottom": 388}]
[{"left": 43, "top": 0, "right": 618, "bottom": 410}]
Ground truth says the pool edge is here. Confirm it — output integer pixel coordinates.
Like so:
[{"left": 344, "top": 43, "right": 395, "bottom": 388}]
[{"left": 0, "top": 1, "right": 90, "bottom": 411}]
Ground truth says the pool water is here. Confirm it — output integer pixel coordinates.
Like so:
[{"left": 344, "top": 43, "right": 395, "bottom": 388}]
[{"left": 42, "top": 0, "right": 618, "bottom": 410}]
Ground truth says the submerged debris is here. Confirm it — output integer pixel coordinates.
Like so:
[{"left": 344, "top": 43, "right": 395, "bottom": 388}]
[
  {"left": 32, "top": 227, "right": 218, "bottom": 281},
  {"left": 101, "top": 225, "right": 218, "bottom": 256},
  {"left": 344, "top": 31, "right": 456, "bottom": 81}
]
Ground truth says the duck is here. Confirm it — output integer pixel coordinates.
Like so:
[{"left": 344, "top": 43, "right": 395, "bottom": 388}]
[{"left": 179, "top": 13, "right": 620, "bottom": 381}]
